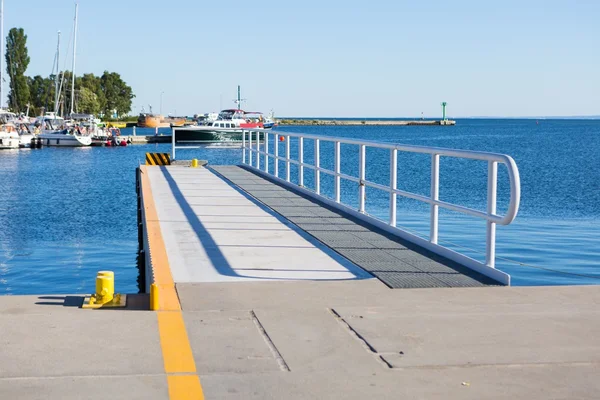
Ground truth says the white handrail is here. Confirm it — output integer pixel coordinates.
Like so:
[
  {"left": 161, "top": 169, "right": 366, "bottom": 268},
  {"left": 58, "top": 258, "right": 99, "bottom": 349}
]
[{"left": 241, "top": 129, "right": 521, "bottom": 278}]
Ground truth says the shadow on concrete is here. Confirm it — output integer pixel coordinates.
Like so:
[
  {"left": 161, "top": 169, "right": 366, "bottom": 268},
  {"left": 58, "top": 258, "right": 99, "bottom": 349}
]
[
  {"left": 160, "top": 167, "right": 369, "bottom": 281},
  {"left": 214, "top": 165, "right": 499, "bottom": 288},
  {"left": 34, "top": 294, "right": 150, "bottom": 311},
  {"left": 35, "top": 296, "right": 84, "bottom": 307}
]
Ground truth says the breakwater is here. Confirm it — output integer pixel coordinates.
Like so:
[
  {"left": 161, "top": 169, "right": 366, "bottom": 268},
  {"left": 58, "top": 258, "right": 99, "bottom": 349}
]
[{"left": 277, "top": 119, "right": 455, "bottom": 126}]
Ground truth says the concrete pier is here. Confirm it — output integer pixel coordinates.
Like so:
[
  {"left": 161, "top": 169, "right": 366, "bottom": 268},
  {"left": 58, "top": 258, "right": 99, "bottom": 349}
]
[{"left": 1, "top": 163, "right": 599, "bottom": 399}]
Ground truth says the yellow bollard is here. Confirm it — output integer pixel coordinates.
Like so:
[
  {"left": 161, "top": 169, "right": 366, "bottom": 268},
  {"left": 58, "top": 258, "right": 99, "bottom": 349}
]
[
  {"left": 150, "top": 283, "right": 159, "bottom": 311},
  {"left": 191, "top": 159, "right": 198, "bottom": 168},
  {"left": 82, "top": 270, "right": 126, "bottom": 309},
  {"left": 95, "top": 271, "right": 115, "bottom": 303}
]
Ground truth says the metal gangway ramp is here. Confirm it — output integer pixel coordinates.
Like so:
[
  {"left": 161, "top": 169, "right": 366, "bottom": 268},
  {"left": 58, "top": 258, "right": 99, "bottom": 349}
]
[{"left": 152, "top": 128, "right": 520, "bottom": 288}]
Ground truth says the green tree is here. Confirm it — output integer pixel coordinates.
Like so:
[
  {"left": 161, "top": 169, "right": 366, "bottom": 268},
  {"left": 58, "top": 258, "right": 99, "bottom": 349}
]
[
  {"left": 5, "top": 27, "right": 30, "bottom": 112},
  {"left": 100, "top": 71, "right": 134, "bottom": 117},
  {"left": 27, "top": 74, "right": 55, "bottom": 116},
  {"left": 76, "top": 87, "right": 100, "bottom": 114},
  {"left": 77, "top": 73, "right": 106, "bottom": 112}
]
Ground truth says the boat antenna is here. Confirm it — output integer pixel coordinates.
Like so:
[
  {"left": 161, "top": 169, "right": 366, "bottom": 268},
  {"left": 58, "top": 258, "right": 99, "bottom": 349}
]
[
  {"left": 69, "top": 2, "right": 79, "bottom": 116},
  {"left": 234, "top": 85, "right": 246, "bottom": 110}
]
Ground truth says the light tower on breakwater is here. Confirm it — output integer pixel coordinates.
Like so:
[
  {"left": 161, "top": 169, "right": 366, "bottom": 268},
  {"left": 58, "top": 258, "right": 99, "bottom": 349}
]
[{"left": 441, "top": 102, "right": 448, "bottom": 121}]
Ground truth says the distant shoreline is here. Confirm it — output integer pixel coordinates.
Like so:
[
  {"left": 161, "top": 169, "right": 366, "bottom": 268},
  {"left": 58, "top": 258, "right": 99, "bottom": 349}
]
[
  {"left": 277, "top": 116, "right": 600, "bottom": 121},
  {"left": 278, "top": 119, "right": 455, "bottom": 126}
]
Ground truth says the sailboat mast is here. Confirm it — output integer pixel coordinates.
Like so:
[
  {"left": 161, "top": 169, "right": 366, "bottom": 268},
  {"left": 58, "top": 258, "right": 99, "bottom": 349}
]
[
  {"left": 1, "top": 0, "right": 4, "bottom": 110},
  {"left": 54, "top": 31, "right": 61, "bottom": 114},
  {"left": 237, "top": 85, "right": 241, "bottom": 110},
  {"left": 69, "top": 2, "right": 78, "bottom": 115}
]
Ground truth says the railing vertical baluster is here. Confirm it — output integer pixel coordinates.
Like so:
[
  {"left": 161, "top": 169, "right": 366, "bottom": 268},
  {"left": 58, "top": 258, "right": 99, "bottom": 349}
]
[
  {"left": 299, "top": 137, "right": 304, "bottom": 186},
  {"left": 285, "top": 135, "right": 290, "bottom": 182},
  {"left": 249, "top": 129, "right": 253, "bottom": 166},
  {"left": 486, "top": 161, "right": 498, "bottom": 268},
  {"left": 264, "top": 132, "right": 269, "bottom": 173},
  {"left": 334, "top": 141, "right": 341, "bottom": 203},
  {"left": 358, "top": 145, "right": 366, "bottom": 213},
  {"left": 389, "top": 149, "right": 397, "bottom": 226},
  {"left": 242, "top": 130, "right": 246, "bottom": 164},
  {"left": 274, "top": 133, "right": 279, "bottom": 177},
  {"left": 315, "top": 139, "right": 320, "bottom": 194},
  {"left": 430, "top": 154, "right": 440, "bottom": 243},
  {"left": 255, "top": 132, "right": 260, "bottom": 169},
  {"left": 172, "top": 128, "right": 176, "bottom": 161}
]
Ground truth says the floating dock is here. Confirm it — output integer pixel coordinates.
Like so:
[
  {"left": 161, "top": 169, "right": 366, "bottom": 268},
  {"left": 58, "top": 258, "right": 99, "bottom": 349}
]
[{"left": 1, "top": 162, "right": 599, "bottom": 399}]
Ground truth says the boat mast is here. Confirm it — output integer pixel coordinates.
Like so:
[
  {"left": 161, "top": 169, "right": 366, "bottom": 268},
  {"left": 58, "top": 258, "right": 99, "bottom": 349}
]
[
  {"left": 1, "top": 0, "right": 4, "bottom": 110},
  {"left": 235, "top": 85, "right": 246, "bottom": 110},
  {"left": 54, "top": 31, "right": 61, "bottom": 114},
  {"left": 69, "top": 2, "right": 78, "bottom": 115}
]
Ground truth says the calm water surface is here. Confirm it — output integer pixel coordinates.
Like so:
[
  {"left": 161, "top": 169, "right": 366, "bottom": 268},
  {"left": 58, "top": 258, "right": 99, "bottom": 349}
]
[{"left": 0, "top": 120, "right": 598, "bottom": 294}]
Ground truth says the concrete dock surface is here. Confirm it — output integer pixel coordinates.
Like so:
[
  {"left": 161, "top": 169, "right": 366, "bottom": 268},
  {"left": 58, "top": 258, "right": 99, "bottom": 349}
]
[{"left": 1, "top": 284, "right": 599, "bottom": 399}]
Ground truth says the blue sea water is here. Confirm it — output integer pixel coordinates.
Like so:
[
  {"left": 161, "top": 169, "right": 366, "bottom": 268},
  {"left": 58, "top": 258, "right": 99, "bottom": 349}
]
[{"left": 0, "top": 120, "right": 599, "bottom": 295}]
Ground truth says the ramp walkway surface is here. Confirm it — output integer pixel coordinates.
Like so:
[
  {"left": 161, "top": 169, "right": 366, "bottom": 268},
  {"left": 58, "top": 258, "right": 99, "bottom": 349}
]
[{"left": 148, "top": 165, "right": 496, "bottom": 287}]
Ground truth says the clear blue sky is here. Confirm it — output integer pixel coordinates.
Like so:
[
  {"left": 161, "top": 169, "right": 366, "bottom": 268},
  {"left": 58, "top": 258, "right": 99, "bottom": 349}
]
[{"left": 3, "top": 0, "right": 599, "bottom": 117}]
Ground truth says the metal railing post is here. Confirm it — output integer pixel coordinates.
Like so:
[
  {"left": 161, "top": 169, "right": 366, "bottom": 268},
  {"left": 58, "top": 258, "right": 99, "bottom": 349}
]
[
  {"left": 274, "top": 133, "right": 279, "bottom": 177},
  {"left": 430, "top": 154, "right": 440, "bottom": 243},
  {"left": 315, "top": 139, "right": 320, "bottom": 194},
  {"left": 264, "top": 132, "right": 269, "bottom": 173},
  {"left": 248, "top": 129, "right": 253, "bottom": 167},
  {"left": 358, "top": 144, "right": 366, "bottom": 213},
  {"left": 389, "top": 149, "right": 397, "bottom": 226},
  {"left": 334, "top": 141, "right": 341, "bottom": 203},
  {"left": 285, "top": 135, "right": 290, "bottom": 182},
  {"left": 171, "top": 128, "right": 176, "bottom": 160},
  {"left": 242, "top": 130, "right": 246, "bottom": 164},
  {"left": 255, "top": 131, "right": 260, "bottom": 170},
  {"left": 299, "top": 136, "right": 304, "bottom": 186},
  {"left": 486, "top": 161, "right": 498, "bottom": 268}
]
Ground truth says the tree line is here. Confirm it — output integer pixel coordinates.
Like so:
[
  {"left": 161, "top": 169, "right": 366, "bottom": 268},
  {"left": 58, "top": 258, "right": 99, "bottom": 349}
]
[{"left": 5, "top": 27, "right": 135, "bottom": 117}]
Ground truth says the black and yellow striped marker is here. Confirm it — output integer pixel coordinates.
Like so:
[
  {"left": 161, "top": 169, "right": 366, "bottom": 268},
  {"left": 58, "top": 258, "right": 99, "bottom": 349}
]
[{"left": 146, "top": 153, "right": 171, "bottom": 166}]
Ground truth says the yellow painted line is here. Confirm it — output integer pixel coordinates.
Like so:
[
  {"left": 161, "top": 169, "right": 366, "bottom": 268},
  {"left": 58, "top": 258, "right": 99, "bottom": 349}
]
[
  {"left": 168, "top": 376, "right": 204, "bottom": 400},
  {"left": 140, "top": 165, "right": 204, "bottom": 399},
  {"left": 139, "top": 165, "right": 180, "bottom": 311},
  {"left": 157, "top": 312, "right": 198, "bottom": 373}
]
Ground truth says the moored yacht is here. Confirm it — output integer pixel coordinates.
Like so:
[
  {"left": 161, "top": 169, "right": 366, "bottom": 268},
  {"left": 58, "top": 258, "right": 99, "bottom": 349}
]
[
  {"left": 174, "top": 109, "right": 273, "bottom": 142},
  {"left": 0, "top": 128, "right": 19, "bottom": 149}
]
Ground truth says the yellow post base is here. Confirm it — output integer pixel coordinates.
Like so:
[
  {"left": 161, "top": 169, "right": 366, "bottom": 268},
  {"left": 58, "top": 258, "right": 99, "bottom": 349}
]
[
  {"left": 82, "top": 293, "right": 127, "bottom": 309},
  {"left": 191, "top": 159, "right": 198, "bottom": 168},
  {"left": 150, "top": 283, "right": 159, "bottom": 310},
  {"left": 82, "top": 270, "right": 127, "bottom": 309}
]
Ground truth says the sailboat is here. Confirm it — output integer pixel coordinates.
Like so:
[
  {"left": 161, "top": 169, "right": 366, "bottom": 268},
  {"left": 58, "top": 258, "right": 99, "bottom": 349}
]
[{"left": 39, "top": 2, "right": 91, "bottom": 147}]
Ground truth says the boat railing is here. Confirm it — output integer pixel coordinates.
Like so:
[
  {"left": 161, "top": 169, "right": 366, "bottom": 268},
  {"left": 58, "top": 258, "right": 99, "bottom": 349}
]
[{"left": 240, "top": 129, "right": 521, "bottom": 285}]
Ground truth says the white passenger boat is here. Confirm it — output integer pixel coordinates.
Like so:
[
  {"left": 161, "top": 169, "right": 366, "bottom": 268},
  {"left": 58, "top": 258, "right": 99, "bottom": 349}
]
[{"left": 175, "top": 109, "right": 272, "bottom": 142}]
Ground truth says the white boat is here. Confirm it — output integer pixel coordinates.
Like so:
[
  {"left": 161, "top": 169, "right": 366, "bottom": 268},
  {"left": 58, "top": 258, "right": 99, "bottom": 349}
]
[
  {"left": 39, "top": 128, "right": 91, "bottom": 147},
  {"left": 19, "top": 133, "right": 34, "bottom": 148},
  {"left": 0, "top": 112, "right": 20, "bottom": 149},
  {"left": 0, "top": 130, "right": 19, "bottom": 149},
  {"left": 175, "top": 109, "right": 272, "bottom": 142}
]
